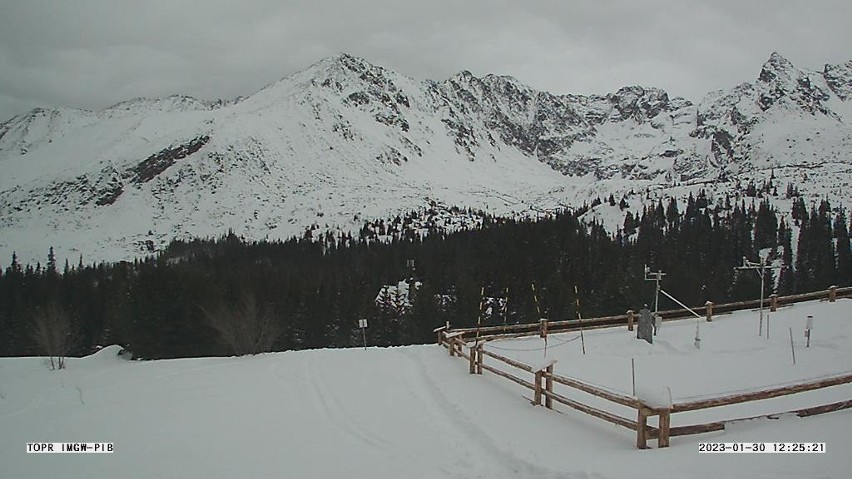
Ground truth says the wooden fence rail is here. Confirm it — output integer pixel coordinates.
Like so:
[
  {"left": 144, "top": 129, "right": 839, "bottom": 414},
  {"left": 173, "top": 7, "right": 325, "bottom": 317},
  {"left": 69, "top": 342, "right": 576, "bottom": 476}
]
[
  {"left": 671, "top": 372, "right": 852, "bottom": 413},
  {"left": 447, "top": 285, "right": 852, "bottom": 343},
  {"left": 548, "top": 372, "right": 639, "bottom": 409},
  {"left": 440, "top": 307, "right": 852, "bottom": 449},
  {"left": 470, "top": 342, "right": 640, "bottom": 441},
  {"left": 652, "top": 373, "right": 852, "bottom": 442}
]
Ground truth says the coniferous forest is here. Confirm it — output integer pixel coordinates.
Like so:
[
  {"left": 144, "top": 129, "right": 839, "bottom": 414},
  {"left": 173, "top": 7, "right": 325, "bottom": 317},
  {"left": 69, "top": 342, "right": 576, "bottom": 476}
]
[{"left": 1, "top": 191, "right": 850, "bottom": 360}]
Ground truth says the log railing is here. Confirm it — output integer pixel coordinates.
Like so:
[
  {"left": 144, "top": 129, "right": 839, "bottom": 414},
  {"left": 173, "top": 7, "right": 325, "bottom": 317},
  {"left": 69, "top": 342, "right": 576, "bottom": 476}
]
[
  {"left": 661, "top": 373, "right": 852, "bottom": 441},
  {"left": 442, "top": 337, "right": 642, "bottom": 442},
  {"left": 439, "top": 328, "right": 852, "bottom": 449},
  {"left": 446, "top": 285, "right": 851, "bottom": 343}
]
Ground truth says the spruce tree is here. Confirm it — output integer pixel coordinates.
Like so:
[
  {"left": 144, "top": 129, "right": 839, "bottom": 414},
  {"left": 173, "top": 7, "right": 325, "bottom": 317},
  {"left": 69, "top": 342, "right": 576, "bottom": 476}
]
[
  {"left": 777, "top": 219, "right": 795, "bottom": 294},
  {"left": 834, "top": 210, "right": 852, "bottom": 286},
  {"left": 753, "top": 199, "right": 777, "bottom": 250},
  {"left": 46, "top": 247, "right": 57, "bottom": 276}
]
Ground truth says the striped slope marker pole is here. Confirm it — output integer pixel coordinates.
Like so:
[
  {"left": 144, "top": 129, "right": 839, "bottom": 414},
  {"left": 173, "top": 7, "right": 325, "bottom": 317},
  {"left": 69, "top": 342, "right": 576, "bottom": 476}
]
[
  {"left": 575, "top": 284, "right": 586, "bottom": 355},
  {"left": 532, "top": 283, "right": 547, "bottom": 356}
]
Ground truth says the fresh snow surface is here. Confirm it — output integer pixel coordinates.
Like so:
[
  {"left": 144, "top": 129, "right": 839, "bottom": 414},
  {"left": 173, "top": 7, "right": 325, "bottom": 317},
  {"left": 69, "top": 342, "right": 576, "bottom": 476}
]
[{"left": 2, "top": 299, "right": 851, "bottom": 478}]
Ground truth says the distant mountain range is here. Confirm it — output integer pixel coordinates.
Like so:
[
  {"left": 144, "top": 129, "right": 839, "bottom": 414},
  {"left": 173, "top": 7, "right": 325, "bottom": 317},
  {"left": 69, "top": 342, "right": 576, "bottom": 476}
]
[{"left": 1, "top": 52, "right": 851, "bottom": 264}]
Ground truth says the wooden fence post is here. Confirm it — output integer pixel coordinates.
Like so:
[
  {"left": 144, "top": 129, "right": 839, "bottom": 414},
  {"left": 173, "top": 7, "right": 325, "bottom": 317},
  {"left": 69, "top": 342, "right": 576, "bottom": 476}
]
[
  {"left": 545, "top": 364, "right": 554, "bottom": 409},
  {"left": 637, "top": 406, "right": 649, "bottom": 449},
  {"left": 540, "top": 318, "right": 548, "bottom": 338},
  {"left": 476, "top": 344, "right": 483, "bottom": 375},
  {"left": 434, "top": 326, "right": 447, "bottom": 345},
  {"left": 533, "top": 359, "right": 557, "bottom": 407},
  {"left": 449, "top": 338, "right": 456, "bottom": 357},
  {"left": 770, "top": 294, "right": 778, "bottom": 312},
  {"left": 469, "top": 343, "right": 477, "bottom": 374},
  {"left": 829, "top": 285, "right": 837, "bottom": 302},
  {"left": 705, "top": 301, "right": 714, "bottom": 322},
  {"left": 658, "top": 408, "right": 671, "bottom": 448},
  {"left": 627, "top": 309, "right": 634, "bottom": 331},
  {"left": 534, "top": 370, "right": 543, "bottom": 406}
]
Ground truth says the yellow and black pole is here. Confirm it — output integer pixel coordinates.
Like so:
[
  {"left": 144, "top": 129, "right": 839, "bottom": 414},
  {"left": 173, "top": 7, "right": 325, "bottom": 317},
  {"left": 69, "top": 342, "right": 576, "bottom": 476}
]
[
  {"left": 575, "top": 285, "right": 586, "bottom": 355},
  {"left": 502, "top": 286, "right": 509, "bottom": 333},
  {"left": 475, "top": 286, "right": 485, "bottom": 347},
  {"left": 532, "top": 283, "right": 547, "bottom": 356}
]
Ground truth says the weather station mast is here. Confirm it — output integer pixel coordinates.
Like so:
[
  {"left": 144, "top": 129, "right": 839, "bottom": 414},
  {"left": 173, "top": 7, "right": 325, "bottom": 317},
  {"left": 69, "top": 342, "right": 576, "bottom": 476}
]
[
  {"left": 735, "top": 256, "right": 778, "bottom": 338},
  {"left": 644, "top": 265, "right": 666, "bottom": 318}
]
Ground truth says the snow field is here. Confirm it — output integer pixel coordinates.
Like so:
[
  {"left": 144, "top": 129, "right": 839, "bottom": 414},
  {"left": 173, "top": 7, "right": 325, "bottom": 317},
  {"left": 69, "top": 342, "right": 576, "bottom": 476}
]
[{"left": 0, "top": 299, "right": 850, "bottom": 478}]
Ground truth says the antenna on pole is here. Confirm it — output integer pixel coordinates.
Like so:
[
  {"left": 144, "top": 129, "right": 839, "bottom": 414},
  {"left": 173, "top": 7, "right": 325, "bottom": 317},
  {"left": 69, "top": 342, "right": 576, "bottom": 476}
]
[
  {"left": 644, "top": 265, "right": 666, "bottom": 323},
  {"left": 735, "top": 256, "right": 779, "bottom": 338}
]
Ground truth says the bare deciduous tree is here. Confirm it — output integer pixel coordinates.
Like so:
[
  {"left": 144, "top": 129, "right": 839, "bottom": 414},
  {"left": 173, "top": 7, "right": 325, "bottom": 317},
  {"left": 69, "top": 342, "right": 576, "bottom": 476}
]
[
  {"left": 31, "top": 303, "right": 79, "bottom": 370},
  {"left": 200, "top": 293, "right": 281, "bottom": 356}
]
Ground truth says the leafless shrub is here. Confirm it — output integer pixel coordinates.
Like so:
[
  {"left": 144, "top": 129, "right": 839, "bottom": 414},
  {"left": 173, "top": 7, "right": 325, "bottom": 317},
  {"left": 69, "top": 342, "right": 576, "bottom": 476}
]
[
  {"left": 31, "top": 303, "right": 79, "bottom": 370},
  {"left": 200, "top": 293, "right": 281, "bottom": 356}
]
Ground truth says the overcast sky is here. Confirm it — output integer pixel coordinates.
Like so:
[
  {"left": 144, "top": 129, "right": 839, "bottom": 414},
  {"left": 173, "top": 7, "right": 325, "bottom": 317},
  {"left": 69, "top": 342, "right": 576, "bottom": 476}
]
[{"left": 1, "top": 0, "right": 850, "bottom": 122}]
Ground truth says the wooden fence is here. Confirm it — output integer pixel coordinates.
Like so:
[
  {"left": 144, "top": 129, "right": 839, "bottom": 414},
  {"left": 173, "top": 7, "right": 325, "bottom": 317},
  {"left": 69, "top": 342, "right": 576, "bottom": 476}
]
[
  {"left": 439, "top": 285, "right": 852, "bottom": 449},
  {"left": 446, "top": 285, "right": 852, "bottom": 342}
]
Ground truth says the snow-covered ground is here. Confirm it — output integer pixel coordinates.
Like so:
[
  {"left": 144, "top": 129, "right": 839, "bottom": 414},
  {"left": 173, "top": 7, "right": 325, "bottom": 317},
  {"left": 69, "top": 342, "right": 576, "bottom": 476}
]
[{"left": 1, "top": 299, "right": 850, "bottom": 478}]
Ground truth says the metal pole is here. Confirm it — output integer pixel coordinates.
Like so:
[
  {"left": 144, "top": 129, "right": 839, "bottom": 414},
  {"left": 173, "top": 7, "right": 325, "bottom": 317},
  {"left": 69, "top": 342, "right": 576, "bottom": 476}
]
[
  {"left": 631, "top": 358, "right": 636, "bottom": 396},
  {"left": 531, "top": 283, "right": 547, "bottom": 356},
  {"left": 362, "top": 327, "right": 367, "bottom": 350},
  {"left": 644, "top": 265, "right": 666, "bottom": 324},
  {"left": 789, "top": 327, "right": 796, "bottom": 365},
  {"left": 760, "top": 258, "right": 765, "bottom": 338},
  {"left": 502, "top": 286, "right": 509, "bottom": 333},
  {"left": 475, "top": 286, "right": 485, "bottom": 348},
  {"left": 735, "top": 257, "right": 779, "bottom": 337},
  {"left": 659, "top": 289, "right": 703, "bottom": 349},
  {"left": 654, "top": 274, "right": 661, "bottom": 318},
  {"left": 575, "top": 285, "right": 586, "bottom": 355}
]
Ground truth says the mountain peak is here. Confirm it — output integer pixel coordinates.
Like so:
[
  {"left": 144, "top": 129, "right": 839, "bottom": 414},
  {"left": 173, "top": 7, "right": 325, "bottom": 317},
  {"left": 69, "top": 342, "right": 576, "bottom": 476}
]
[
  {"left": 823, "top": 60, "right": 852, "bottom": 100},
  {"left": 299, "top": 52, "right": 367, "bottom": 76},
  {"left": 758, "top": 52, "right": 797, "bottom": 83},
  {"left": 103, "top": 95, "right": 217, "bottom": 115},
  {"left": 3, "top": 51, "right": 852, "bottom": 264},
  {"left": 325, "top": 52, "right": 372, "bottom": 69}
]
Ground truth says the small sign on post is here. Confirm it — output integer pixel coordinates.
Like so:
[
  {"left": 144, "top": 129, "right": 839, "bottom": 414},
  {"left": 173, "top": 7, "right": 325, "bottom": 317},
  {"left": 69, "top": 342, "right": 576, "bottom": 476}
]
[{"left": 358, "top": 319, "right": 368, "bottom": 349}]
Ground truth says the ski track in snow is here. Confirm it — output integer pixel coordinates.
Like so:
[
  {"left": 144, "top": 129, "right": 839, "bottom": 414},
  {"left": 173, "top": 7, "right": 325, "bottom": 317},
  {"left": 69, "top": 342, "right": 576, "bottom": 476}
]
[
  {"left": 403, "top": 348, "right": 586, "bottom": 479},
  {"left": 306, "top": 355, "right": 393, "bottom": 451}
]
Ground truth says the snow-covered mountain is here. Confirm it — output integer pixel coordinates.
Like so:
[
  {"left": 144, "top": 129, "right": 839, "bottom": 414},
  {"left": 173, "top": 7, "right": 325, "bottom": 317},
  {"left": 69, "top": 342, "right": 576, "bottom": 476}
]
[{"left": 1, "top": 52, "right": 851, "bottom": 264}]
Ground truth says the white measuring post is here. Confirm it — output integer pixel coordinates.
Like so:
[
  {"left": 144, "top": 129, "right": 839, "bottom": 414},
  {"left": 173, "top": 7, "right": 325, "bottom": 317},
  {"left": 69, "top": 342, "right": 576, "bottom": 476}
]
[
  {"left": 631, "top": 358, "right": 636, "bottom": 396},
  {"left": 805, "top": 315, "right": 814, "bottom": 348},
  {"left": 359, "top": 318, "right": 368, "bottom": 349}
]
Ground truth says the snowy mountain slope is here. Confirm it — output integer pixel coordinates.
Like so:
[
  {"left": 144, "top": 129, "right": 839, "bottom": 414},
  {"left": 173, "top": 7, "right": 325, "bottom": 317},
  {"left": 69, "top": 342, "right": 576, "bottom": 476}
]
[
  {"left": 1, "top": 52, "right": 851, "bottom": 264},
  {"left": 1, "top": 300, "right": 850, "bottom": 478}
]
